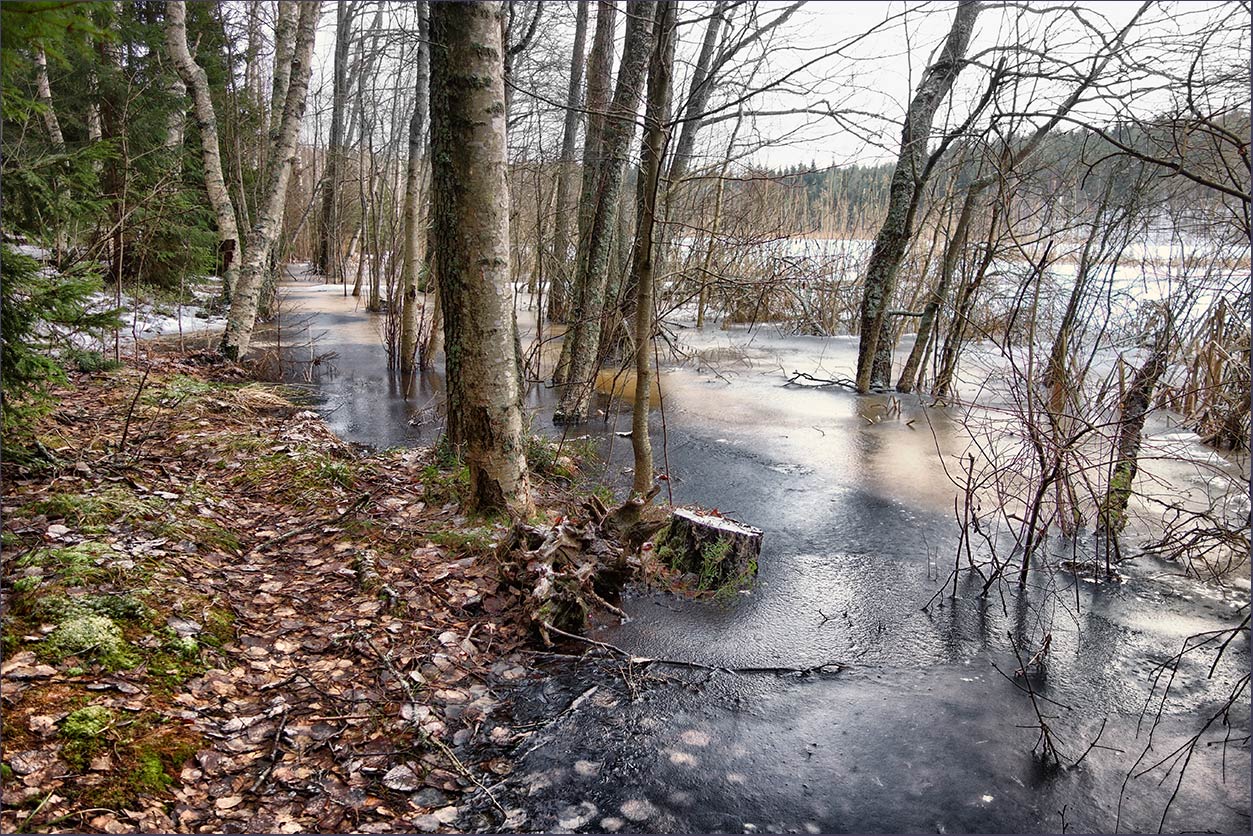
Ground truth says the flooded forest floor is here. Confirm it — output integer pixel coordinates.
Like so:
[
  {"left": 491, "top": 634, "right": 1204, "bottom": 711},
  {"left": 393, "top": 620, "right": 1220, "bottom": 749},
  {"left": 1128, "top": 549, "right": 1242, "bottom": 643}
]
[{"left": 2, "top": 278, "right": 1249, "bottom": 834}]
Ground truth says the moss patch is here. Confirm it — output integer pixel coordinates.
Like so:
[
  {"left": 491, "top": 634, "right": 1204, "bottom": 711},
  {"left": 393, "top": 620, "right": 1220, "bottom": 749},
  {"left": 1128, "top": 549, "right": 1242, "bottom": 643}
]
[{"left": 43, "top": 613, "right": 135, "bottom": 670}]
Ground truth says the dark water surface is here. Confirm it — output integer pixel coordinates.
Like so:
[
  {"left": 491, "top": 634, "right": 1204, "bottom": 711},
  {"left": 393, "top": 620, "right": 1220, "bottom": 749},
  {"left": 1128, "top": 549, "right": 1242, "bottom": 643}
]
[{"left": 266, "top": 282, "right": 1250, "bottom": 834}]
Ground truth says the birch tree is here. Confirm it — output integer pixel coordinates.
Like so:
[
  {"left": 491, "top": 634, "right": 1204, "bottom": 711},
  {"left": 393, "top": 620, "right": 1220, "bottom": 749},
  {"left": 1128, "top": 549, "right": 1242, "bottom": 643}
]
[
  {"left": 430, "top": 0, "right": 532, "bottom": 515},
  {"left": 165, "top": 0, "right": 240, "bottom": 299},
  {"left": 221, "top": 1, "right": 319, "bottom": 360},
  {"left": 399, "top": 1, "right": 430, "bottom": 375}
]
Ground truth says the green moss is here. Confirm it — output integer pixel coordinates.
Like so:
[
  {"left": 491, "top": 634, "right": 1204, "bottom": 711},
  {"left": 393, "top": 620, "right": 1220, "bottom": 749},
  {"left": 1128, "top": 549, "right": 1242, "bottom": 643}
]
[
  {"left": 62, "top": 705, "right": 114, "bottom": 740},
  {"left": 27, "top": 487, "right": 163, "bottom": 536},
  {"left": 11, "top": 576, "right": 40, "bottom": 593},
  {"left": 131, "top": 750, "right": 170, "bottom": 793},
  {"left": 43, "top": 612, "right": 135, "bottom": 670},
  {"left": 1, "top": 762, "right": 14, "bottom": 782},
  {"left": 2, "top": 530, "right": 19, "bottom": 548},
  {"left": 33, "top": 592, "right": 148, "bottom": 625},
  {"left": 201, "top": 606, "right": 235, "bottom": 647},
  {"left": 17, "top": 542, "right": 111, "bottom": 585}
]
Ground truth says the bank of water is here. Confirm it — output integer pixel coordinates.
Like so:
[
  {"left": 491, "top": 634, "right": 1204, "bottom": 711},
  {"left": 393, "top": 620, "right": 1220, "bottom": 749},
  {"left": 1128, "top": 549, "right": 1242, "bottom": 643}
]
[{"left": 263, "top": 280, "right": 1249, "bottom": 834}]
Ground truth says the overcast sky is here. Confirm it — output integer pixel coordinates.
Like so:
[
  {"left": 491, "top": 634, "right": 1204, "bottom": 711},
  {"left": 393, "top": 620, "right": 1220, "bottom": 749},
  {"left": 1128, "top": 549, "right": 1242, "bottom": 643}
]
[{"left": 297, "top": 1, "right": 1246, "bottom": 172}]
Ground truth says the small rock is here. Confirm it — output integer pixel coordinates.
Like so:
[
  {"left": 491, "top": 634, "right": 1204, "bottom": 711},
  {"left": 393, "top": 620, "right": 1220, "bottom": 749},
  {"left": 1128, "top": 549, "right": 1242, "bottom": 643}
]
[
  {"left": 410, "top": 788, "right": 447, "bottom": 808},
  {"left": 433, "top": 805, "right": 459, "bottom": 824},
  {"left": 600, "top": 817, "right": 624, "bottom": 833},
  {"left": 46, "top": 524, "right": 70, "bottom": 539}
]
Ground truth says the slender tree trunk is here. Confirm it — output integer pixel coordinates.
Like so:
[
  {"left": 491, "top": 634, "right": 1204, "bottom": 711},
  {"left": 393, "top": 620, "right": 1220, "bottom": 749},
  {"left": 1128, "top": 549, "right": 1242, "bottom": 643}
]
[
  {"left": 34, "top": 49, "right": 65, "bottom": 148},
  {"left": 629, "top": 1, "right": 676, "bottom": 496},
  {"left": 268, "top": 1, "right": 297, "bottom": 166},
  {"left": 897, "top": 187, "right": 978, "bottom": 392},
  {"left": 399, "top": 2, "right": 430, "bottom": 375},
  {"left": 221, "top": 1, "right": 318, "bottom": 360},
  {"left": 165, "top": 0, "right": 241, "bottom": 299},
  {"left": 547, "top": 0, "right": 590, "bottom": 323},
  {"left": 555, "top": 1, "right": 655, "bottom": 423},
  {"left": 429, "top": 0, "right": 531, "bottom": 516},
  {"left": 318, "top": 0, "right": 353, "bottom": 276},
  {"left": 854, "top": 0, "right": 980, "bottom": 393},
  {"left": 552, "top": 0, "right": 617, "bottom": 385}
]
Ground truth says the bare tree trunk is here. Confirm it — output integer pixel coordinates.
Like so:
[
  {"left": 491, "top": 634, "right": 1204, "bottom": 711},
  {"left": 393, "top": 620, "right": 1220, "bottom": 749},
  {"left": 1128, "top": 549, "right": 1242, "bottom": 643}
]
[
  {"left": 552, "top": 0, "right": 617, "bottom": 384},
  {"left": 165, "top": 0, "right": 241, "bottom": 299},
  {"left": 547, "top": 0, "right": 590, "bottom": 323},
  {"left": 221, "top": 1, "right": 318, "bottom": 360},
  {"left": 666, "top": 0, "right": 725, "bottom": 184},
  {"left": 430, "top": 0, "right": 532, "bottom": 516},
  {"left": 399, "top": 2, "right": 430, "bottom": 375},
  {"left": 318, "top": 0, "right": 353, "bottom": 276},
  {"left": 629, "top": 0, "right": 675, "bottom": 496},
  {"left": 555, "top": 1, "right": 655, "bottom": 423},
  {"left": 853, "top": 0, "right": 980, "bottom": 393}
]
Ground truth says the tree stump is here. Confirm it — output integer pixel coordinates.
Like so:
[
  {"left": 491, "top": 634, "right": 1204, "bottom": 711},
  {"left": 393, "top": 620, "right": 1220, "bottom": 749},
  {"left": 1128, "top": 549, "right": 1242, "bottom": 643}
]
[{"left": 657, "top": 509, "right": 763, "bottom": 590}]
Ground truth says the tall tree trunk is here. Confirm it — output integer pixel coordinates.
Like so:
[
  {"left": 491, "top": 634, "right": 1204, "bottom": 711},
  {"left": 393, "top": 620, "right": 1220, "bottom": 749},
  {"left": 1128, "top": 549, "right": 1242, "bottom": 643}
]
[
  {"left": 853, "top": 0, "right": 980, "bottom": 393},
  {"left": 318, "top": 0, "right": 353, "bottom": 276},
  {"left": 430, "top": 0, "right": 532, "bottom": 516},
  {"left": 221, "top": 1, "right": 318, "bottom": 360},
  {"left": 165, "top": 0, "right": 241, "bottom": 299},
  {"left": 552, "top": 0, "right": 617, "bottom": 384},
  {"left": 555, "top": 1, "right": 655, "bottom": 423},
  {"left": 547, "top": 0, "right": 590, "bottom": 323},
  {"left": 268, "top": 1, "right": 297, "bottom": 162},
  {"left": 399, "top": 2, "right": 430, "bottom": 376},
  {"left": 628, "top": 1, "right": 676, "bottom": 496}
]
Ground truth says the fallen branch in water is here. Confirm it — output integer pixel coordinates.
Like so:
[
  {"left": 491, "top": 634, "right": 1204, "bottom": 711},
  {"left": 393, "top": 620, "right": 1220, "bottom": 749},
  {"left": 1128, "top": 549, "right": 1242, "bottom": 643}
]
[
  {"left": 783, "top": 370, "right": 856, "bottom": 390},
  {"left": 542, "top": 622, "right": 842, "bottom": 677}
]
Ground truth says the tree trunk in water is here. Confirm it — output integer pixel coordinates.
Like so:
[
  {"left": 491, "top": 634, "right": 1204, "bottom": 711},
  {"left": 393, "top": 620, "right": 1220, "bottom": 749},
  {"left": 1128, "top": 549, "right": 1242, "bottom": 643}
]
[
  {"left": 165, "top": 0, "right": 241, "bottom": 300},
  {"left": 932, "top": 199, "right": 1002, "bottom": 399},
  {"left": 1100, "top": 327, "right": 1170, "bottom": 534},
  {"left": 628, "top": 1, "right": 675, "bottom": 497},
  {"left": 318, "top": 0, "right": 352, "bottom": 277},
  {"left": 854, "top": 0, "right": 980, "bottom": 393},
  {"left": 221, "top": 1, "right": 318, "bottom": 360},
  {"left": 547, "top": 0, "right": 590, "bottom": 324},
  {"left": 399, "top": 2, "right": 430, "bottom": 375},
  {"left": 555, "top": 1, "right": 655, "bottom": 423},
  {"left": 430, "top": 0, "right": 532, "bottom": 517},
  {"left": 268, "top": 1, "right": 297, "bottom": 163},
  {"left": 552, "top": 0, "right": 617, "bottom": 385},
  {"left": 896, "top": 187, "right": 979, "bottom": 392}
]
